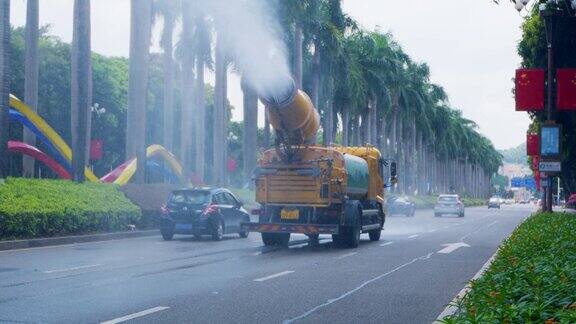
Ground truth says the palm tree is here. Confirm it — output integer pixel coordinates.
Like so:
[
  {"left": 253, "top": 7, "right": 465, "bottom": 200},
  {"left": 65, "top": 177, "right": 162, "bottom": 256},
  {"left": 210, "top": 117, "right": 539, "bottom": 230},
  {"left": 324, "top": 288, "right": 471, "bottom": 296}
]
[
  {"left": 213, "top": 34, "right": 227, "bottom": 186},
  {"left": 180, "top": 0, "right": 195, "bottom": 182},
  {"left": 22, "top": 0, "right": 39, "bottom": 177},
  {"left": 71, "top": 0, "right": 91, "bottom": 183},
  {"left": 155, "top": 0, "right": 180, "bottom": 153},
  {"left": 0, "top": 0, "right": 10, "bottom": 178},
  {"left": 241, "top": 77, "right": 258, "bottom": 186},
  {"left": 127, "top": 0, "right": 153, "bottom": 184},
  {"left": 194, "top": 13, "right": 211, "bottom": 184}
]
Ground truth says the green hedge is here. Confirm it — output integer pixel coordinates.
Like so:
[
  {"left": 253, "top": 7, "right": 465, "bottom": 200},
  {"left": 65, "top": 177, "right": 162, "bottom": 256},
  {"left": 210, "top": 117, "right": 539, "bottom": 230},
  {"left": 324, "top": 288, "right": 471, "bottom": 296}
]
[
  {"left": 442, "top": 212, "right": 576, "bottom": 323},
  {"left": 0, "top": 178, "right": 141, "bottom": 240}
]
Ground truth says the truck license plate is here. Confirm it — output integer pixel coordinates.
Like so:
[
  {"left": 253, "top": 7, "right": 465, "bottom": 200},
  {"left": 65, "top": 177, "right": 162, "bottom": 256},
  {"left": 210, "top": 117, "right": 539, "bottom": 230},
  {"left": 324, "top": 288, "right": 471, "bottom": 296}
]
[{"left": 280, "top": 208, "right": 299, "bottom": 220}]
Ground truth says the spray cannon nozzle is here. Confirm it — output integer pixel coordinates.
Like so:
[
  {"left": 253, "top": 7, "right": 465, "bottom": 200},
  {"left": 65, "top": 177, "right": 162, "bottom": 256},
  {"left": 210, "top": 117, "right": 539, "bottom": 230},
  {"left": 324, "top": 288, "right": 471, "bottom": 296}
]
[{"left": 259, "top": 77, "right": 297, "bottom": 109}]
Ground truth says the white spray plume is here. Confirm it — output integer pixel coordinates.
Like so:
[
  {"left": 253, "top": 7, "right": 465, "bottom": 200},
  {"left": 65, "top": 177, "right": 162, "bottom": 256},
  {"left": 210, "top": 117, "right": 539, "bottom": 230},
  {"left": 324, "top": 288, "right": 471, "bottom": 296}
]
[{"left": 199, "top": 0, "right": 293, "bottom": 103}]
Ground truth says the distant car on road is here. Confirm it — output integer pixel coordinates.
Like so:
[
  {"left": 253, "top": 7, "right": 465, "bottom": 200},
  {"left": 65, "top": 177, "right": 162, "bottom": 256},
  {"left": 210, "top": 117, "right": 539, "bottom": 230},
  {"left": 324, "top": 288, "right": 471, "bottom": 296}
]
[
  {"left": 434, "top": 194, "right": 464, "bottom": 217},
  {"left": 488, "top": 197, "right": 501, "bottom": 209},
  {"left": 160, "top": 188, "right": 250, "bottom": 241},
  {"left": 387, "top": 196, "right": 416, "bottom": 217}
]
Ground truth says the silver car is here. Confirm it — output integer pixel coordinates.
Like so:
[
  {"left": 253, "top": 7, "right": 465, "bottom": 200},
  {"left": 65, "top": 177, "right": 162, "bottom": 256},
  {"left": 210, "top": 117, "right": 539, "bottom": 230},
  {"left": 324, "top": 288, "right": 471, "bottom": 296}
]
[{"left": 434, "top": 194, "right": 465, "bottom": 217}]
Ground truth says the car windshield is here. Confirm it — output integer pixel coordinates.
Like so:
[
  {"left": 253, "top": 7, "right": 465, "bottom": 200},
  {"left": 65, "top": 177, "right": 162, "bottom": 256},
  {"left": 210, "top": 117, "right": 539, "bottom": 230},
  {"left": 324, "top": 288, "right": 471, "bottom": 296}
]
[
  {"left": 170, "top": 191, "right": 210, "bottom": 205},
  {"left": 438, "top": 196, "right": 457, "bottom": 202}
]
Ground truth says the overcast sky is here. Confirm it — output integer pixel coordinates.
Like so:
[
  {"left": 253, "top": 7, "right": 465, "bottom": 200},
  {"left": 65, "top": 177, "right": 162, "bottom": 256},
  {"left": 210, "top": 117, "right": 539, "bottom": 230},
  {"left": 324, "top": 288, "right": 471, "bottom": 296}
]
[{"left": 9, "top": 0, "right": 530, "bottom": 150}]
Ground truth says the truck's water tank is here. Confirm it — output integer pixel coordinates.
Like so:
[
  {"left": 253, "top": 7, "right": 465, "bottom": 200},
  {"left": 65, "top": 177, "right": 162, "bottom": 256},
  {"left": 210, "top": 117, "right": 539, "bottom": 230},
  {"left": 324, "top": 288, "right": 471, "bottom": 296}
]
[{"left": 344, "top": 154, "right": 369, "bottom": 199}]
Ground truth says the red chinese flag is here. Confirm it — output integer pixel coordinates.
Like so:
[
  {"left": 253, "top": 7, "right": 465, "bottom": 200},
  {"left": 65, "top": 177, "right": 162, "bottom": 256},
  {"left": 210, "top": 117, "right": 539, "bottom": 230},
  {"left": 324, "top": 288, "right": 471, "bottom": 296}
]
[
  {"left": 534, "top": 170, "right": 541, "bottom": 190},
  {"left": 515, "top": 69, "right": 545, "bottom": 111},
  {"left": 556, "top": 68, "right": 576, "bottom": 111},
  {"left": 532, "top": 155, "right": 540, "bottom": 171},
  {"left": 90, "top": 140, "right": 103, "bottom": 160},
  {"left": 527, "top": 134, "right": 539, "bottom": 156}
]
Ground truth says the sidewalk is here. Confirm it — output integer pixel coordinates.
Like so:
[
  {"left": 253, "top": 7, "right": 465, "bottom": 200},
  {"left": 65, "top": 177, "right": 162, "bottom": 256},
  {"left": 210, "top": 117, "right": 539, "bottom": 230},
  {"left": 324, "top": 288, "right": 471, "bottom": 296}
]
[{"left": 0, "top": 229, "right": 159, "bottom": 251}]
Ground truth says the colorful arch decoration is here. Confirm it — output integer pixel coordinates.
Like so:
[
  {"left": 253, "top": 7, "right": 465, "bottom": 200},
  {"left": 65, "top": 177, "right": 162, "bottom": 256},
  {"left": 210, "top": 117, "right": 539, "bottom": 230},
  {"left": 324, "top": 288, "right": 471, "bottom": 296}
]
[{"left": 5, "top": 95, "right": 186, "bottom": 185}]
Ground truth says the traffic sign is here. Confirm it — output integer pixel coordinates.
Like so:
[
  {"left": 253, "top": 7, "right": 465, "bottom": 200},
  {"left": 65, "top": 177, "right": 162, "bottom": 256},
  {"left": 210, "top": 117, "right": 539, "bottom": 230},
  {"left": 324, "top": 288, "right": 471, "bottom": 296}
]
[{"left": 539, "top": 161, "right": 561, "bottom": 172}]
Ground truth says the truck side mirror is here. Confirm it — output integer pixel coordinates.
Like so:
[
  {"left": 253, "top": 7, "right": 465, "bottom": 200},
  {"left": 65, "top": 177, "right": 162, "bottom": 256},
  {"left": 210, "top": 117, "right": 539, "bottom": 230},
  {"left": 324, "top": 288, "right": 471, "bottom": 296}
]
[{"left": 390, "top": 161, "right": 397, "bottom": 178}]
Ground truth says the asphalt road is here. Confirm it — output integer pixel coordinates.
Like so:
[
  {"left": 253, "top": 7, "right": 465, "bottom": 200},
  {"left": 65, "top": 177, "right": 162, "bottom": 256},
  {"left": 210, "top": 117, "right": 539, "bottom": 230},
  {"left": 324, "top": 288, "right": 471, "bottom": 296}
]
[{"left": 0, "top": 204, "right": 535, "bottom": 324}]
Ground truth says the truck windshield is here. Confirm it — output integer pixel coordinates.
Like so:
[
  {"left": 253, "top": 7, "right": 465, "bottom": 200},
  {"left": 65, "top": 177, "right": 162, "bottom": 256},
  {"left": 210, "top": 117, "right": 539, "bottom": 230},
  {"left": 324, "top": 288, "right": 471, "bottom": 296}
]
[{"left": 170, "top": 191, "right": 210, "bottom": 205}]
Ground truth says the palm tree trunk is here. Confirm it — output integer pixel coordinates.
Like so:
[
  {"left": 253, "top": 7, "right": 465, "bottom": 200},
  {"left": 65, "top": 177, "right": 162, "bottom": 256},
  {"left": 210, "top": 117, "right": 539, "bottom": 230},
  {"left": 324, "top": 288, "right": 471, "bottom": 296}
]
[
  {"left": 71, "top": 0, "right": 91, "bottom": 183},
  {"left": 194, "top": 39, "right": 206, "bottom": 182},
  {"left": 214, "top": 36, "right": 227, "bottom": 186},
  {"left": 263, "top": 112, "right": 270, "bottom": 148},
  {"left": 180, "top": 0, "right": 194, "bottom": 183},
  {"left": 324, "top": 77, "right": 334, "bottom": 145},
  {"left": 242, "top": 78, "right": 257, "bottom": 187},
  {"left": 391, "top": 91, "right": 399, "bottom": 162},
  {"left": 379, "top": 114, "right": 386, "bottom": 155},
  {"left": 161, "top": 8, "right": 175, "bottom": 152},
  {"left": 310, "top": 43, "right": 321, "bottom": 109},
  {"left": 342, "top": 109, "right": 349, "bottom": 146},
  {"left": 293, "top": 24, "right": 303, "bottom": 89},
  {"left": 22, "top": 0, "right": 39, "bottom": 177},
  {"left": 0, "top": 0, "right": 10, "bottom": 178},
  {"left": 369, "top": 97, "right": 377, "bottom": 145},
  {"left": 127, "top": 0, "right": 152, "bottom": 184}
]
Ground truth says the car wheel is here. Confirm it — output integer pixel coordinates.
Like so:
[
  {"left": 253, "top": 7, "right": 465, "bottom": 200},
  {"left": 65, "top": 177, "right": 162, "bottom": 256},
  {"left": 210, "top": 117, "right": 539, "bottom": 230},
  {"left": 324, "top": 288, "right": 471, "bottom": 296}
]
[
  {"left": 262, "top": 233, "right": 290, "bottom": 246},
  {"left": 161, "top": 227, "right": 174, "bottom": 241},
  {"left": 459, "top": 212, "right": 465, "bottom": 217},
  {"left": 238, "top": 217, "right": 250, "bottom": 238},
  {"left": 212, "top": 219, "right": 224, "bottom": 241}
]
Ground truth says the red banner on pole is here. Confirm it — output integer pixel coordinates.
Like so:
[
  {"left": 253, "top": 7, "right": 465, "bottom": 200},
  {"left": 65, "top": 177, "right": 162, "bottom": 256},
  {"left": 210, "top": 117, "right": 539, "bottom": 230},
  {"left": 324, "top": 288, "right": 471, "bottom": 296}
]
[
  {"left": 90, "top": 140, "right": 103, "bottom": 160},
  {"left": 532, "top": 155, "right": 540, "bottom": 171},
  {"left": 515, "top": 69, "right": 545, "bottom": 111},
  {"left": 534, "top": 170, "right": 541, "bottom": 191},
  {"left": 527, "top": 133, "right": 539, "bottom": 156},
  {"left": 557, "top": 68, "right": 576, "bottom": 111}
]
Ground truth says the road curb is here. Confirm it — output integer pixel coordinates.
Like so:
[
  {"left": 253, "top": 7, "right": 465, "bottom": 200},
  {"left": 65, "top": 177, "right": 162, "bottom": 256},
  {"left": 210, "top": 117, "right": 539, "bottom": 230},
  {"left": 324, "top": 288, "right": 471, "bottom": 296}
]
[
  {"left": 434, "top": 248, "right": 500, "bottom": 322},
  {"left": 0, "top": 229, "right": 160, "bottom": 251}
]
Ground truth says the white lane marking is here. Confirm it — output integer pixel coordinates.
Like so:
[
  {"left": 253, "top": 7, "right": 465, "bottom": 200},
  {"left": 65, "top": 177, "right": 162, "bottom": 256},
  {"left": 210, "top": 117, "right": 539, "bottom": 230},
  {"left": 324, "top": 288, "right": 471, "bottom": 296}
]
[
  {"left": 486, "top": 220, "right": 499, "bottom": 228},
  {"left": 254, "top": 270, "right": 294, "bottom": 282},
  {"left": 380, "top": 241, "right": 394, "bottom": 247},
  {"left": 252, "top": 252, "right": 262, "bottom": 256},
  {"left": 334, "top": 252, "right": 357, "bottom": 259},
  {"left": 407, "top": 234, "right": 419, "bottom": 239},
  {"left": 437, "top": 242, "right": 470, "bottom": 254},
  {"left": 101, "top": 306, "right": 170, "bottom": 324},
  {"left": 43, "top": 263, "right": 102, "bottom": 274},
  {"left": 428, "top": 229, "right": 437, "bottom": 233},
  {"left": 283, "top": 252, "right": 434, "bottom": 324},
  {"left": 290, "top": 243, "right": 308, "bottom": 249},
  {"left": 435, "top": 249, "right": 500, "bottom": 321}
]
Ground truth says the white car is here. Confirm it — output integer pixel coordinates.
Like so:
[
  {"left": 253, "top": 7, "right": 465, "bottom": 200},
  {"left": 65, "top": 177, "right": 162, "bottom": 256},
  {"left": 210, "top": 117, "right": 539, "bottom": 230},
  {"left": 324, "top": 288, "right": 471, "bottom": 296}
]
[{"left": 434, "top": 194, "right": 465, "bottom": 217}]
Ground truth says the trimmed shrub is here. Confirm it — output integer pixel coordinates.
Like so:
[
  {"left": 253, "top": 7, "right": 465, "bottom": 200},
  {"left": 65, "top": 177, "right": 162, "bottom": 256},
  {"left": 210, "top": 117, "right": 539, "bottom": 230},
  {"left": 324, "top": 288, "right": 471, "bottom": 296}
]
[
  {"left": 0, "top": 178, "right": 141, "bottom": 240},
  {"left": 442, "top": 212, "right": 576, "bottom": 323}
]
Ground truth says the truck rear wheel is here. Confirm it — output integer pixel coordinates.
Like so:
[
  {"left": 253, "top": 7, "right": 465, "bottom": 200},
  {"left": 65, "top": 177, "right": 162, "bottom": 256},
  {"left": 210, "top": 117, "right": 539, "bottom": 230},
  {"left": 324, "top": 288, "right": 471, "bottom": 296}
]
[
  {"left": 262, "top": 233, "right": 290, "bottom": 246},
  {"left": 342, "top": 225, "right": 361, "bottom": 248}
]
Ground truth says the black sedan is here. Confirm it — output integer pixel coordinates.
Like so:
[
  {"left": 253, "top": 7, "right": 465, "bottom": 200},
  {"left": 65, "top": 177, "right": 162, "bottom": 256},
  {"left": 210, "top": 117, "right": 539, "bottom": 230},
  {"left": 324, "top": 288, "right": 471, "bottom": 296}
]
[
  {"left": 386, "top": 196, "right": 416, "bottom": 217},
  {"left": 160, "top": 188, "right": 251, "bottom": 241}
]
